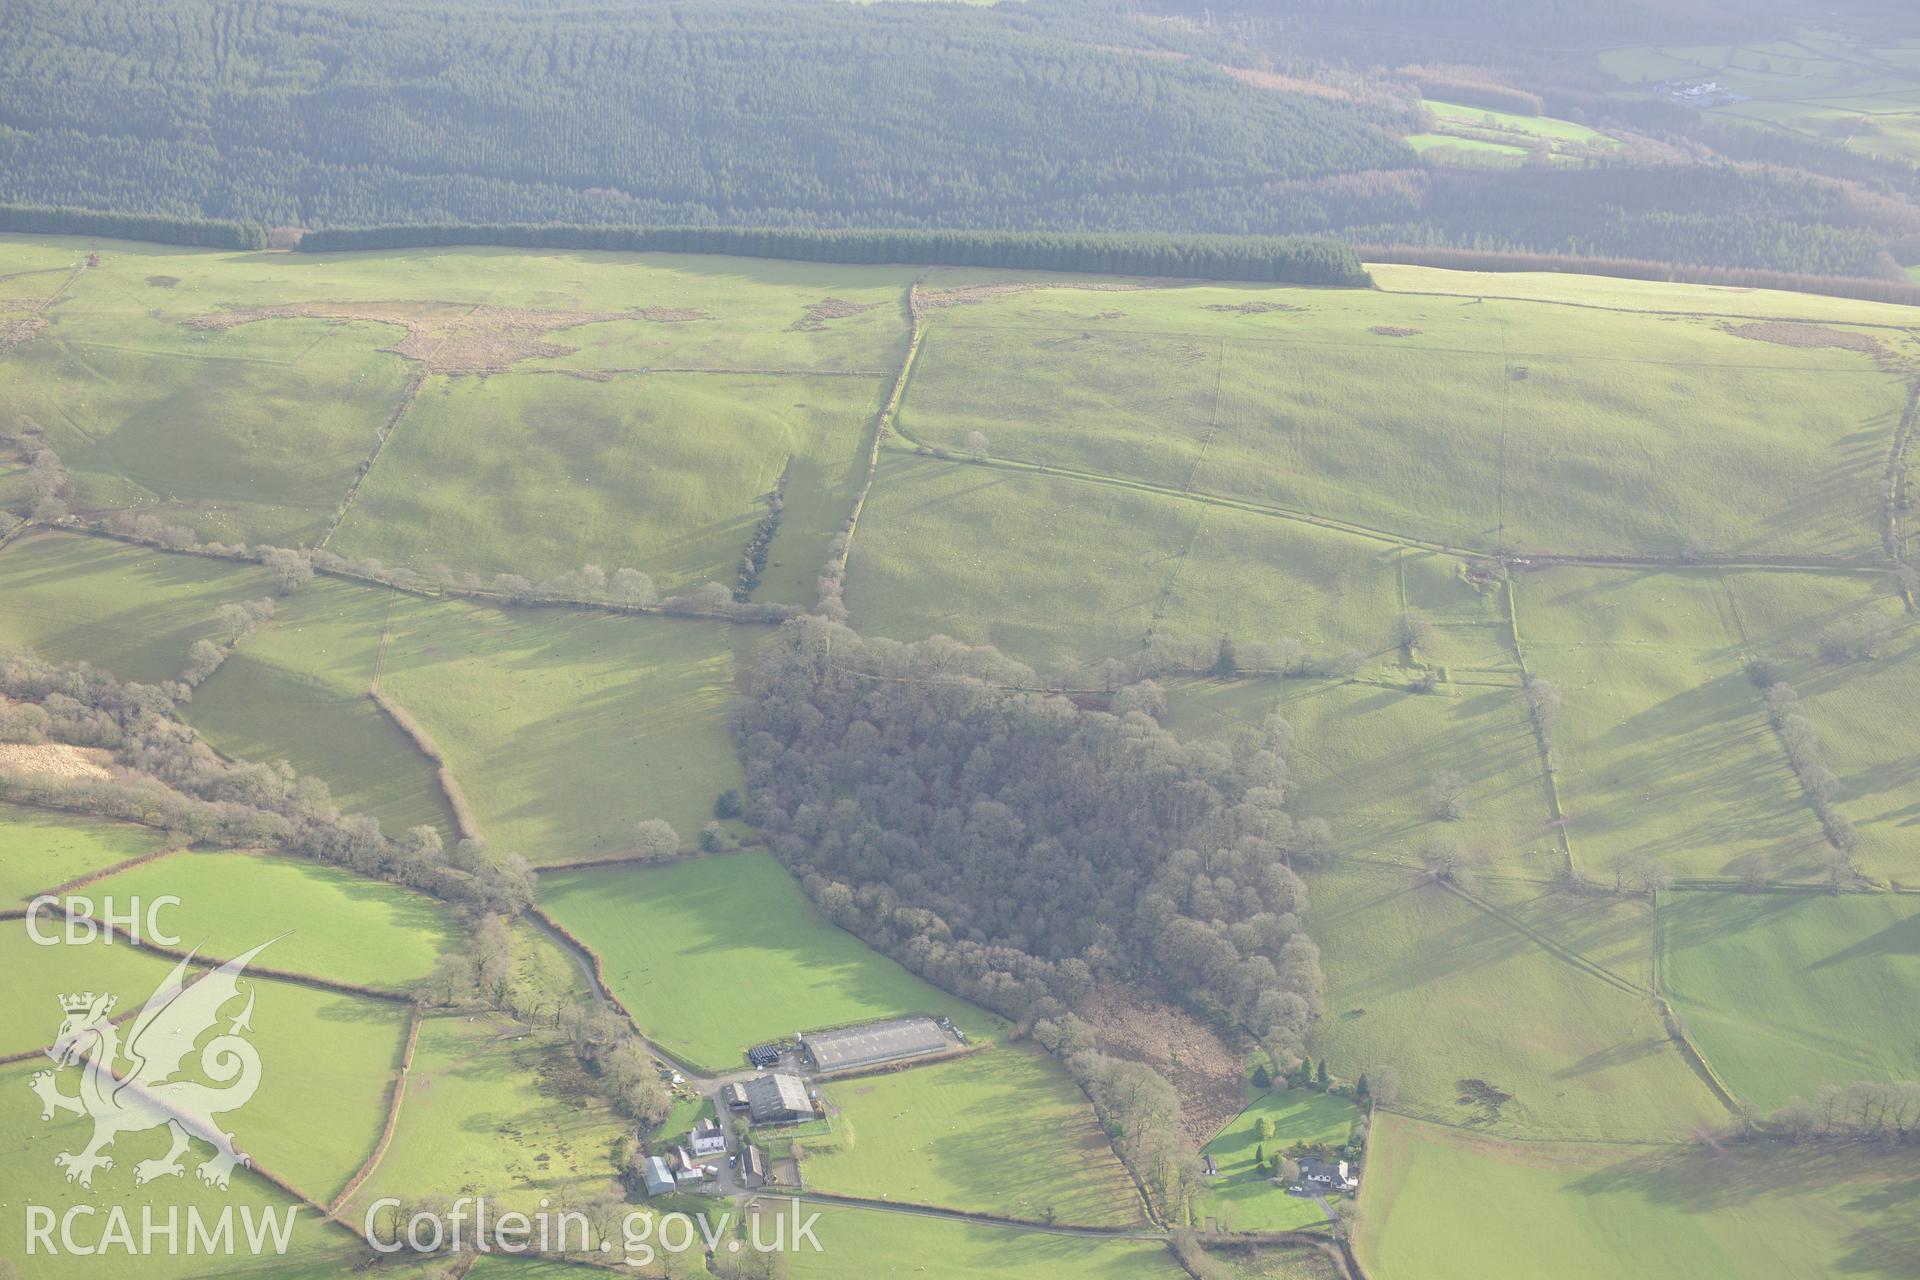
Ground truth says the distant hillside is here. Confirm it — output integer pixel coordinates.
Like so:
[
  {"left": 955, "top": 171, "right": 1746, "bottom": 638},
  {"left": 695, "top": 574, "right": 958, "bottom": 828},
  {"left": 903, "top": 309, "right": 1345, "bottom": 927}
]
[{"left": 0, "top": 0, "right": 1408, "bottom": 233}]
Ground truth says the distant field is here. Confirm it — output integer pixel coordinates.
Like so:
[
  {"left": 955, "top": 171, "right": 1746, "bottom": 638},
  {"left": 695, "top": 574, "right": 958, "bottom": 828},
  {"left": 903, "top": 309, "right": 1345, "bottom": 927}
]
[
  {"left": 184, "top": 578, "right": 457, "bottom": 837},
  {"left": 375, "top": 597, "right": 745, "bottom": 861},
  {"left": 538, "top": 853, "right": 1001, "bottom": 1071},
  {"left": 897, "top": 280, "right": 1902, "bottom": 559},
  {"left": 331, "top": 370, "right": 884, "bottom": 596},
  {"left": 347, "top": 1015, "right": 626, "bottom": 1217},
  {"left": 1519, "top": 567, "right": 1828, "bottom": 881},
  {"left": 1192, "top": 1090, "right": 1360, "bottom": 1232},
  {"left": 89, "top": 849, "right": 461, "bottom": 989},
  {"left": 1423, "top": 100, "right": 1617, "bottom": 148},
  {"left": 1303, "top": 865, "right": 1721, "bottom": 1141},
  {"left": 0, "top": 1063, "right": 352, "bottom": 1279},
  {"left": 1660, "top": 889, "right": 1920, "bottom": 1110},
  {"left": 0, "top": 803, "right": 166, "bottom": 900},
  {"left": 1358, "top": 1112, "right": 1920, "bottom": 1280},
  {"left": 0, "top": 924, "right": 192, "bottom": 1057},
  {"left": 0, "top": 531, "right": 274, "bottom": 684},
  {"left": 779, "top": 1204, "right": 1181, "bottom": 1280},
  {"left": 806, "top": 1047, "right": 1141, "bottom": 1226},
  {"left": 845, "top": 451, "right": 1491, "bottom": 673}
]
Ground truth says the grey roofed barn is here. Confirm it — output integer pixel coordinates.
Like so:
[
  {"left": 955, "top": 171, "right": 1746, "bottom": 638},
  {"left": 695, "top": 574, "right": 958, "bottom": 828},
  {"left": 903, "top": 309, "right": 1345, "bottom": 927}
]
[
  {"left": 798, "top": 1017, "right": 947, "bottom": 1072},
  {"left": 641, "top": 1155, "right": 674, "bottom": 1197},
  {"left": 745, "top": 1072, "right": 813, "bottom": 1123}
]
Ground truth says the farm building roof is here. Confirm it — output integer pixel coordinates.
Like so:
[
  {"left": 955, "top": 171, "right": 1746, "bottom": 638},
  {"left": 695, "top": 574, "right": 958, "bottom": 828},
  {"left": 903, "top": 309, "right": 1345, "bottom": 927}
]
[
  {"left": 799, "top": 1016, "right": 948, "bottom": 1072},
  {"left": 745, "top": 1072, "right": 812, "bottom": 1122}
]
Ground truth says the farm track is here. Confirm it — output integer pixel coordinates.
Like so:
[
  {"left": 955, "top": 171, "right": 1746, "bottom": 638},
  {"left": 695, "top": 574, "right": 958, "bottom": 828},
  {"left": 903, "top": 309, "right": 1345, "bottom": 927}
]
[
  {"left": 317, "top": 366, "right": 428, "bottom": 549},
  {"left": 830, "top": 274, "right": 927, "bottom": 585}
]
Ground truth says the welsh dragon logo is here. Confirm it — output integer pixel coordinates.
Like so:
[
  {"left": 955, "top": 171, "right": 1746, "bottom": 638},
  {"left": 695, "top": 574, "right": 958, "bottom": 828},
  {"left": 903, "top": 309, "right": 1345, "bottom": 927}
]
[{"left": 30, "top": 940, "right": 273, "bottom": 1191}]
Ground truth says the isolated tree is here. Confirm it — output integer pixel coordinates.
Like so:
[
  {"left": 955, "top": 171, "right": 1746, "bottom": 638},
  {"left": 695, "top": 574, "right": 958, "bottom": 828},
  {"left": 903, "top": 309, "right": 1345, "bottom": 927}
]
[
  {"left": 714, "top": 788, "right": 744, "bottom": 819},
  {"left": 1250, "top": 1062, "right": 1271, "bottom": 1089},
  {"left": 1425, "top": 770, "right": 1467, "bottom": 822},
  {"left": 964, "top": 430, "right": 989, "bottom": 462},
  {"left": 1213, "top": 634, "right": 1238, "bottom": 678},
  {"left": 1256, "top": 1115, "right": 1276, "bottom": 1142},
  {"left": 632, "top": 818, "right": 681, "bottom": 861},
  {"left": 1315, "top": 1058, "right": 1329, "bottom": 1090},
  {"left": 699, "top": 821, "right": 724, "bottom": 852},
  {"left": 1395, "top": 609, "right": 1435, "bottom": 654},
  {"left": 1523, "top": 675, "right": 1562, "bottom": 740},
  {"left": 1417, "top": 835, "right": 1476, "bottom": 883},
  {"left": 1367, "top": 1064, "right": 1402, "bottom": 1108}
]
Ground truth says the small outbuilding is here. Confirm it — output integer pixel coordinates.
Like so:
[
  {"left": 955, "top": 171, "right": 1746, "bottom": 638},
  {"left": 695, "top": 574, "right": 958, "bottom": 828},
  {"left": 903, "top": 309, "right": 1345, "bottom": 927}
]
[
  {"left": 739, "top": 1144, "right": 769, "bottom": 1188},
  {"left": 723, "top": 1082, "right": 750, "bottom": 1110},
  {"left": 640, "top": 1155, "right": 675, "bottom": 1197}
]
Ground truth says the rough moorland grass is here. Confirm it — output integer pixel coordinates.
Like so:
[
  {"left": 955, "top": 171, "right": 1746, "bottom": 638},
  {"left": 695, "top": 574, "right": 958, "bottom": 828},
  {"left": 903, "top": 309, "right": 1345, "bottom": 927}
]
[
  {"left": 0, "top": 802, "right": 167, "bottom": 900},
  {"left": 8, "top": 312, "right": 413, "bottom": 546},
  {"left": 88, "top": 849, "right": 461, "bottom": 989},
  {"left": 348, "top": 1015, "right": 627, "bottom": 1217},
  {"left": 374, "top": 596, "right": 745, "bottom": 862},
  {"left": 845, "top": 451, "right": 1472, "bottom": 674},
  {"left": 1192, "top": 1090, "right": 1361, "bottom": 1232},
  {"left": 1518, "top": 567, "right": 1828, "bottom": 880},
  {"left": 0, "top": 1065, "right": 353, "bottom": 1280},
  {"left": 331, "top": 371, "right": 884, "bottom": 596},
  {"left": 899, "top": 283, "right": 1902, "bottom": 557},
  {"left": 1659, "top": 889, "right": 1920, "bottom": 1110},
  {"left": 1357, "top": 1112, "right": 1920, "bottom": 1280},
  {"left": 777, "top": 1204, "right": 1181, "bottom": 1280},
  {"left": 1303, "top": 864, "right": 1721, "bottom": 1141},
  {"left": 538, "top": 853, "right": 1002, "bottom": 1071},
  {"left": 0, "top": 530, "right": 275, "bottom": 684},
  {"left": 806, "top": 1046, "right": 1141, "bottom": 1227},
  {"left": 184, "top": 578, "right": 456, "bottom": 837}
]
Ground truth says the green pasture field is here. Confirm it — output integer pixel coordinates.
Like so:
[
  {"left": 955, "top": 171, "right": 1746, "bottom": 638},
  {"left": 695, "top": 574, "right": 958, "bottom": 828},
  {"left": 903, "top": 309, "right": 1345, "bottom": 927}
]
[
  {"left": 330, "top": 370, "right": 885, "bottom": 598},
  {"left": 184, "top": 578, "right": 456, "bottom": 837},
  {"left": 0, "top": 925, "right": 406, "bottom": 1200},
  {"left": 0, "top": 1064, "right": 356, "bottom": 1280},
  {"left": 374, "top": 596, "right": 745, "bottom": 862},
  {"left": 1303, "top": 865, "right": 1721, "bottom": 1141},
  {"left": 1659, "top": 889, "right": 1920, "bottom": 1110},
  {"left": 1191, "top": 1090, "right": 1360, "bottom": 1232},
  {"left": 5, "top": 305, "right": 412, "bottom": 546},
  {"left": 844, "top": 452, "right": 1485, "bottom": 674},
  {"left": 0, "top": 924, "right": 194, "bottom": 1058},
  {"left": 87, "top": 849, "right": 461, "bottom": 990},
  {"left": 1369, "top": 261, "right": 1920, "bottom": 325},
  {"left": 0, "top": 803, "right": 167, "bottom": 900},
  {"left": 0, "top": 531, "right": 276, "bottom": 684},
  {"left": 897, "top": 282, "right": 1903, "bottom": 559},
  {"left": 1422, "top": 100, "right": 1617, "bottom": 147},
  {"left": 347, "top": 1015, "right": 627, "bottom": 1217},
  {"left": 1357, "top": 1112, "right": 1920, "bottom": 1280},
  {"left": 805, "top": 1046, "right": 1141, "bottom": 1226},
  {"left": 1406, "top": 134, "right": 1529, "bottom": 161},
  {"left": 776, "top": 1203, "right": 1182, "bottom": 1280},
  {"left": 537, "top": 853, "right": 1003, "bottom": 1072},
  {"left": 1216, "top": 1246, "right": 1347, "bottom": 1280},
  {"left": 1517, "top": 567, "right": 1829, "bottom": 881}
]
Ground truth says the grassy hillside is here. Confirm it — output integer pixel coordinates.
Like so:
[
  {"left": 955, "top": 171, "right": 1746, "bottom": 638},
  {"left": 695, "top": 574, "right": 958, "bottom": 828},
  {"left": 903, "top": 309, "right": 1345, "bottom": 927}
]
[
  {"left": 538, "top": 853, "right": 1002, "bottom": 1071},
  {"left": 1303, "top": 865, "right": 1722, "bottom": 1141},
  {"left": 778, "top": 1204, "right": 1181, "bottom": 1280},
  {"left": 374, "top": 597, "right": 746, "bottom": 861},
  {"left": 0, "top": 803, "right": 167, "bottom": 900},
  {"left": 1660, "top": 889, "right": 1920, "bottom": 1110},
  {"left": 88, "top": 849, "right": 461, "bottom": 990},
  {"left": 1358, "top": 1112, "right": 1920, "bottom": 1280},
  {"left": 806, "top": 1046, "right": 1142, "bottom": 1227},
  {"left": 0, "top": 530, "right": 274, "bottom": 684}
]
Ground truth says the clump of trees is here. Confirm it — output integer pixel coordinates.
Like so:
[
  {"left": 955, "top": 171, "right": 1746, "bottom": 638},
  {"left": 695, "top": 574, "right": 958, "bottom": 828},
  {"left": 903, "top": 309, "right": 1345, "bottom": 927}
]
[
  {"left": 1035, "top": 1014, "right": 1197, "bottom": 1218},
  {"left": 1757, "top": 678, "right": 1861, "bottom": 879},
  {"left": 1767, "top": 1081, "right": 1920, "bottom": 1142},
  {"left": 735, "top": 473, "right": 786, "bottom": 601},
  {"left": 1816, "top": 612, "right": 1894, "bottom": 663},
  {"left": 738, "top": 618, "right": 1326, "bottom": 1061},
  {"left": 179, "top": 598, "right": 277, "bottom": 688}
]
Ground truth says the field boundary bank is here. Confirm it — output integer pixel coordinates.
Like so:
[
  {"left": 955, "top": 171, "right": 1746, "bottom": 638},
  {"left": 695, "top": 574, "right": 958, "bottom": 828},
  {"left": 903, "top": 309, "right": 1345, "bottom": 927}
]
[
  {"left": 1438, "top": 878, "right": 1643, "bottom": 997},
  {"left": 18, "top": 843, "right": 187, "bottom": 900},
  {"left": 1503, "top": 577, "right": 1578, "bottom": 880},
  {"left": 1374, "top": 281, "right": 1920, "bottom": 331},
  {"left": 1648, "top": 896, "right": 1745, "bottom": 1116},
  {"left": 318, "top": 366, "right": 427, "bottom": 549},
  {"left": 524, "top": 904, "right": 709, "bottom": 1078},
  {"left": 32, "top": 900, "right": 416, "bottom": 1002},
  {"left": 365, "top": 685, "right": 480, "bottom": 843},
  {"left": 782, "top": 1189, "right": 1164, "bottom": 1238},
  {"left": 829, "top": 272, "right": 927, "bottom": 591},
  {"left": 1885, "top": 379, "right": 1920, "bottom": 570},
  {"left": 881, "top": 431, "right": 1903, "bottom": 573},
  {"left": 326, "top": 1005, "right": 423, "bottom": 1218}
]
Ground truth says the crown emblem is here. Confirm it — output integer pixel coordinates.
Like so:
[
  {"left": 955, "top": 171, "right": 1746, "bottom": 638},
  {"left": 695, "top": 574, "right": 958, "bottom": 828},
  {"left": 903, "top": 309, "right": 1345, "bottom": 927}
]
[{"left": 59, "top": 992, "right": 113, "bottom": 1015}]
